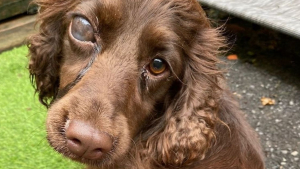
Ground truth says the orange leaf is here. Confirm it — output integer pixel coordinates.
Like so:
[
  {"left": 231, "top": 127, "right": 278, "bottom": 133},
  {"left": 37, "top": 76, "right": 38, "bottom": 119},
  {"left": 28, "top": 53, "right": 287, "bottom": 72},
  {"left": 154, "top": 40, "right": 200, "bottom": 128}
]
[
  {"left": 261, "top": 97, "right": 276, "bottom": 106},
  {"left": 227, "top": 54, "right": 238, "bottom": 60}
]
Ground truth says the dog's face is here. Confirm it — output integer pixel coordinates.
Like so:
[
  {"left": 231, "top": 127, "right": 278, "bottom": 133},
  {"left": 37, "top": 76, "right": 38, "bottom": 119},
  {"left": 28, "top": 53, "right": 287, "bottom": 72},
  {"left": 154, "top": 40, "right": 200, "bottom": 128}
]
[
  {"left": 29, "top": 0, "right": 222, "bottom": 167},
  {"left": 48, "top": 0, "right": 184, "bottom": 165}
]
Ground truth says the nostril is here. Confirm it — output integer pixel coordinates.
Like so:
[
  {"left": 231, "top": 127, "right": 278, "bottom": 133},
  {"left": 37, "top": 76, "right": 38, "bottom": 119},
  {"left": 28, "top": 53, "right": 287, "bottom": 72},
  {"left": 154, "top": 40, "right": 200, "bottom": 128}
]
[
  {"left": 70, "top": 138, "right": 81, "bottom": 145},
  {"left": 93, "top": 133, "right": 113, "bottom": 153}
]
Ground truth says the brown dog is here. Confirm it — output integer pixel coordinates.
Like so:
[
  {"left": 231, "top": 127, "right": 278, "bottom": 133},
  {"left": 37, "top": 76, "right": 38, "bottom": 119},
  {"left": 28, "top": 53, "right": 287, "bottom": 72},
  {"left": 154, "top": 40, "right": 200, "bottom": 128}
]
[{"left": 28, "top": 0, "right": 265, "bottom": 168}]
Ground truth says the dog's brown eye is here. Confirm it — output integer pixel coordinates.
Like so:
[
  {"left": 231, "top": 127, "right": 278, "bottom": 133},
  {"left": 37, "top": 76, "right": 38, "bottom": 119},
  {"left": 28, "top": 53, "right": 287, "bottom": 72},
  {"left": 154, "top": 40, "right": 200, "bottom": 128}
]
[
  {"left": 71, "top": 16, "right": 95, "bottom": 42},
  {"left": 149, "top": 58, "right": 167, "bottom": 75}
]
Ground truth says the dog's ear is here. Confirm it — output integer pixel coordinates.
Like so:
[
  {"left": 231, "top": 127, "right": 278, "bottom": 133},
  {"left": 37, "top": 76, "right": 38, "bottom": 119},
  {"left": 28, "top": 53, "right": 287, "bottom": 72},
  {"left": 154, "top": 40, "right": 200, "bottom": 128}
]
[
  {"left": 28, "top": 0, "right": 76, "bottom": 107},
  {"left": 145, "top": 1, "right": 226, "bottom": 167},
  {"left": 149, "top": 28, "right": 225, "bottom": 167}
]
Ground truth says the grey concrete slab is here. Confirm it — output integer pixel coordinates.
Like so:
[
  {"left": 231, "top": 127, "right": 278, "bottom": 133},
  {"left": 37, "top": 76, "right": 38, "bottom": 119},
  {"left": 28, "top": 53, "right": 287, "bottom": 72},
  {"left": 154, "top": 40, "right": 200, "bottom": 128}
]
[{"left": 198, "top": 0, "right": 300, "bottom": 38}]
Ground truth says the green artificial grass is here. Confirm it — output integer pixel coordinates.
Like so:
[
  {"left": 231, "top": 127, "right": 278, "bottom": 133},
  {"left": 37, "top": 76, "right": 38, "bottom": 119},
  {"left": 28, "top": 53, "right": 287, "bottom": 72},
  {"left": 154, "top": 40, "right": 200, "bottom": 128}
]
[{"left": 0, "top": 46, "right": 83, "bottom": 169}]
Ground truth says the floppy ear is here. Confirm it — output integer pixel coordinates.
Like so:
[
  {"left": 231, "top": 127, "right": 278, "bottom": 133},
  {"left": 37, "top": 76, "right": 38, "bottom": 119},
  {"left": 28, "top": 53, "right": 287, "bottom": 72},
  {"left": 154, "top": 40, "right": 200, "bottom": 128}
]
[
  {"left": 28, "top": 0, "right": 76, "bottom": 107},
  {"left": 145, "top": 1, "right": 226, "bottom": 167},
  {"left": 147, "top": 28, "right": 225, "bottom": 167}
]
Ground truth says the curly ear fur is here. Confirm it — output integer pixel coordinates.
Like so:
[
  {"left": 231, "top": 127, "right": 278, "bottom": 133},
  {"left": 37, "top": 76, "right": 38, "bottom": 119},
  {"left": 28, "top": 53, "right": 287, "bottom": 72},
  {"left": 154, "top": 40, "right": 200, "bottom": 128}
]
[
  {"left": 27, "top": 0, "right": 77, "bottom": 107},
  {"left": 146, "top": 29, "right": 225, "bottom": 168},
  {"left": 145, "top": 1, "right": 226, "bottom": 167}
]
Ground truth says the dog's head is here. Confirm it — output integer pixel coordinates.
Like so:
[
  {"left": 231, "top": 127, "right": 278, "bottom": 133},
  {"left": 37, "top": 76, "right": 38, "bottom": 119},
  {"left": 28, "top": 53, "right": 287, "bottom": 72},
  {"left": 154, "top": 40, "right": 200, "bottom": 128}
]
[{"left": 29, "top": 0, "right": 224, "bottom": 167}]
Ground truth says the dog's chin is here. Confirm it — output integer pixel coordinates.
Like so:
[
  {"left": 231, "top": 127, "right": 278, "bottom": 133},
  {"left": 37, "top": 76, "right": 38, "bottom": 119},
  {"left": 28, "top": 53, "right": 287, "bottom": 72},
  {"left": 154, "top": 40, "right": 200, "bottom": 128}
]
[{"left": 65, "top": 152, "right": 115, "bottom": 167}]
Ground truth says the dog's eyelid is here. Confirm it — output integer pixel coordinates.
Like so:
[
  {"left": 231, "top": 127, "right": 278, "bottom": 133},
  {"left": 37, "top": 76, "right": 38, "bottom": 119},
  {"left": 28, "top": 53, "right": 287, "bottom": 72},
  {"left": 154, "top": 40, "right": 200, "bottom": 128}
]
[
  {"left": 70, "top": 16, "right": 96, "bottom": 42},
  {"left": 68, "top": 12, "right": 93, "bottom": 24},
  {"left": 68, "top": 17, "right": 101, "bottom": 54},
  {"left": 68, "top": 12, "right": 99, "bottom": 32}
]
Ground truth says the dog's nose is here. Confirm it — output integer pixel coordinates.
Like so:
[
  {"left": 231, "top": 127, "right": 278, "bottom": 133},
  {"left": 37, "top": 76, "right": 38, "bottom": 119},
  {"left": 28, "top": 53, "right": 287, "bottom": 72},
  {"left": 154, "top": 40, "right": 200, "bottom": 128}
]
[{"left": 65, "top": 120, "right": 113, "bottom": 160}]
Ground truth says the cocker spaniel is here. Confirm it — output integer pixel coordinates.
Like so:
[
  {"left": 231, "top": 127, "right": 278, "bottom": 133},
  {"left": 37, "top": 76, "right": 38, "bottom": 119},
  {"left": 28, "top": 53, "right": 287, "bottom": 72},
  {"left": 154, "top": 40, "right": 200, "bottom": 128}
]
[{"left": 28, "top": 0, "right": 265, "bottom": 168}]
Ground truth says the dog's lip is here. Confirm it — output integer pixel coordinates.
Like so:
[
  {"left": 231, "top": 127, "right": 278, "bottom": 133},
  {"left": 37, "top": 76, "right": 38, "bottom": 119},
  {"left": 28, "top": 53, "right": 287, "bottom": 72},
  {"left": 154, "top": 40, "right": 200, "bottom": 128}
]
[{"left": 65, "top": 143, "right": 117, "bottom": 166}]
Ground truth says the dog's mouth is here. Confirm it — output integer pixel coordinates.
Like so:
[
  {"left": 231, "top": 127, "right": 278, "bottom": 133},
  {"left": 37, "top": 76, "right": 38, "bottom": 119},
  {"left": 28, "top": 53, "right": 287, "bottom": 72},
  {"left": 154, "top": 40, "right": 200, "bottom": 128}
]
[{"left": 47, "top": 117, "right": 118, "bottom": 167}]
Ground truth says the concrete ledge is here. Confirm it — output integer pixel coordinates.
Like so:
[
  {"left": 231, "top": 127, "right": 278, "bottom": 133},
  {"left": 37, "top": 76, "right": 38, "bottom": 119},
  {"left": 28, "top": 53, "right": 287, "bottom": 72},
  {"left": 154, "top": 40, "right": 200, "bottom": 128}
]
[{"left": 198, "top": 0, "right": 300, "bottom": 39}]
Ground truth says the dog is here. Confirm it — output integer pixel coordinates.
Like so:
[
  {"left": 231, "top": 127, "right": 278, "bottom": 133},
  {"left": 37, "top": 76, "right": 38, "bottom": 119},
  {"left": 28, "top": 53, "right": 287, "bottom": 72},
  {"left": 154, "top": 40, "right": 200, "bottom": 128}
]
[{"left": 28, "top": 0, "right": 265, "bottom": 168}]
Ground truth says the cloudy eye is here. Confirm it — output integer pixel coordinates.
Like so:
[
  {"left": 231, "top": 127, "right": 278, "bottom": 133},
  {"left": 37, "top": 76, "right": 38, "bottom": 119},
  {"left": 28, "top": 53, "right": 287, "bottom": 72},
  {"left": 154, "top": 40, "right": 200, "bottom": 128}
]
[
  {"left": 71, "top": 16, "right": 95, "bottom": 42},
  {"left": 149, "top": 58, "right": 167, "bottom": 75}
]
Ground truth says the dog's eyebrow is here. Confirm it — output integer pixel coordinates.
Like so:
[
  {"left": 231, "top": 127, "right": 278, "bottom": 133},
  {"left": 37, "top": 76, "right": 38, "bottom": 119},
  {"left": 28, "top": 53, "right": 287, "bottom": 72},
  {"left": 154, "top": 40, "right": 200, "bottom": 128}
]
[{"left": 54, "top": 48, "right": 99, "bottom": 101}]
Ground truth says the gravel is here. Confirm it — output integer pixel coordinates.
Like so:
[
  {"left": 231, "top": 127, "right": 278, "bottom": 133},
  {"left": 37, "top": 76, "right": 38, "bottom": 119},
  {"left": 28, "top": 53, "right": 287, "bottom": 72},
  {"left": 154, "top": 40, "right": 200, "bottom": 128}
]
[{"left": 223, "top": 58, "right": 300, "bottom": 169}]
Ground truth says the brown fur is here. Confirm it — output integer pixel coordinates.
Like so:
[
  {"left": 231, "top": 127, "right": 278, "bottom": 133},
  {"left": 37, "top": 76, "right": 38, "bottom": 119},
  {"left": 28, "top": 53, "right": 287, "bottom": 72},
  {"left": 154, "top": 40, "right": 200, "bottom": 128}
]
[{"left": 28, "top": 0, "right": 265, "bottom": 168}]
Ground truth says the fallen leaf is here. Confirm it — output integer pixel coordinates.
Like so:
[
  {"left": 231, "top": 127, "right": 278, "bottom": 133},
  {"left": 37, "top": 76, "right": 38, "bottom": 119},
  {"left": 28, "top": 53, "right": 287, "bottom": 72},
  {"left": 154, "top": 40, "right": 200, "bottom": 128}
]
[
  {"left": 227, "top": 54, "right": 238, "bottom": 60},
  {"left": 233, "top": 92, "right": 242, "bottom": 99},
  {"left": 261, "top": 97, "right": 276, "bottom": 106}
]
